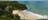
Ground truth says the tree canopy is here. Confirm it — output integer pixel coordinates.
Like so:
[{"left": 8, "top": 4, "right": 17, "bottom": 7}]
[{"left": 0, "top": 1, "right": 27, "bottom": 10}]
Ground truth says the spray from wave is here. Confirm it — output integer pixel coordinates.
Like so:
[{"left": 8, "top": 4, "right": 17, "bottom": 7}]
[{"left": 22, "top": 10, "right": 48, "bottom": 19}]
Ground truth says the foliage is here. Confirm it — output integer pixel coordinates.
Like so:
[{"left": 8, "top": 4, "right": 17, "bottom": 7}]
[
  {"left": 0, "top": 1, "right": 27, "bottom": 10},
  {"left": 0, "top": 1, "right": 27, "bottom": 20},
  {"left": 15, "top": 14, "right": 20, "bottom": 20}
]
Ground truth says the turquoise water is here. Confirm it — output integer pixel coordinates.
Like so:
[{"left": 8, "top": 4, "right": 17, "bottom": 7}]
[{"left": 18, "top": 1, "right": 48, "bottom": 15}]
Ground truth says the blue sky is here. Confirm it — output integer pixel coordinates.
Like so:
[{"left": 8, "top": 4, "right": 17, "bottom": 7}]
[
  {"left": 0, "top": 0, "right": 48, "bottom": 1},
  {"left": 15, "top": 0, "right": 48, "bottom": 1},
  {"left": 0, "top": 0, "right": 47, "bottom": 1}
]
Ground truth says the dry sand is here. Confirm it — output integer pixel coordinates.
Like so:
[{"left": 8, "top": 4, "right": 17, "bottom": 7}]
[{"left": 12, "top": 10, "right": 37, "bottom": 20}]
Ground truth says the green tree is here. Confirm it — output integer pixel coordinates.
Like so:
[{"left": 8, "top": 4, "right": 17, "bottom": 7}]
[
  {"left": 15, "top": 14, "right": 20, "bottom": 20},
  {"left": 0, "top": 1, "right": 27, "bottom": 18}
]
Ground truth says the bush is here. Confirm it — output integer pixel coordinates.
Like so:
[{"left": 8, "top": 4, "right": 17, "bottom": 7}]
[{"left": 15, "top": 14, "right": 20, "bottom": 20}]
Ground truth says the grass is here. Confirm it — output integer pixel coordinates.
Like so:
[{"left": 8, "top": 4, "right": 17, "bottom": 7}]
[
  {"left": 0, "top": 17, "right": 11, "bottom": 20},
  {"left": 0, "top": 16, "right": 14, "bottom": 20}
]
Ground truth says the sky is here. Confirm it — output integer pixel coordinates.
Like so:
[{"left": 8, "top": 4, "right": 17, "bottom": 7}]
[
  {"left": 16, "top": 0, "right": 48, "bottom": 1},
  {"left": 0, "top": 0, "right": 48, "bottom": 1}
]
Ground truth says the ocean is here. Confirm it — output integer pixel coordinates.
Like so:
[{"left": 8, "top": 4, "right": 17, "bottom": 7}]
[{"left": 17, "top": 1, "right": 48, "bottom": 19}]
